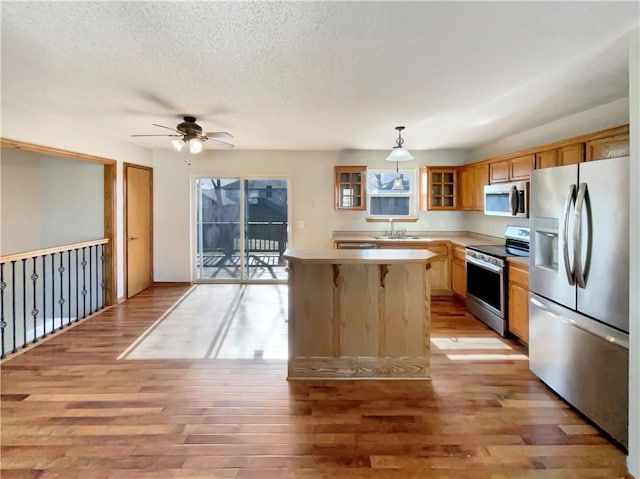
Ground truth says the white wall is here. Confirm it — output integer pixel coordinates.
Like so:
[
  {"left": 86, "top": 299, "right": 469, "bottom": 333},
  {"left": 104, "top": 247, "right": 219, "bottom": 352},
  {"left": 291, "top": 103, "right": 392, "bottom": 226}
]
[
  {"left": 465, "top": 97, "right": 630, "bottom": 238},
  {"left": 1, "top": 101, "right": 153, "bottom": 299},
  {"left": 152, "top": 148, "right": 469, "bottom": 282},
  {"left": 1, "top": 149, "right": 104, "bottom": 254},
  {"left": 627, "top": 27, "right": 639, "bottom": 479}
]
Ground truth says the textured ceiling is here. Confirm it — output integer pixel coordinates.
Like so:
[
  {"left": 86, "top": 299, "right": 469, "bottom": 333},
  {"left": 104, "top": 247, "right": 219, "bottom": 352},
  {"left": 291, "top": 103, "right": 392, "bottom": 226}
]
[{"left": 1, "top": 1, "right": 638, "bottom": 151}]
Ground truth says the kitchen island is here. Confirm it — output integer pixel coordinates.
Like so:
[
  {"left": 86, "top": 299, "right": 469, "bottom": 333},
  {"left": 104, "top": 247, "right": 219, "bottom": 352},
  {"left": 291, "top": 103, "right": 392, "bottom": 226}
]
[{"left": 283, "top": 248, "right": 437, "bottom": 380}]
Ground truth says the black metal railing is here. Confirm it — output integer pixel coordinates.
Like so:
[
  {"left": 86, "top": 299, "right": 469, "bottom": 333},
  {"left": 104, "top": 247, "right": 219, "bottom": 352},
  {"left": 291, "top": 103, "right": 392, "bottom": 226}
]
[{"left": 0, "top": 239, "right": 109, "bottom": 359}]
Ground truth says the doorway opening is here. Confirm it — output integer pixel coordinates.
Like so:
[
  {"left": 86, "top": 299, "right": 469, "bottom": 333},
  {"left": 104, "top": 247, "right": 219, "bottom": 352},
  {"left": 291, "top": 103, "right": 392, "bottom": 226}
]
[{"left": 194, "top": 178, "right": 289, "bottom": 283}]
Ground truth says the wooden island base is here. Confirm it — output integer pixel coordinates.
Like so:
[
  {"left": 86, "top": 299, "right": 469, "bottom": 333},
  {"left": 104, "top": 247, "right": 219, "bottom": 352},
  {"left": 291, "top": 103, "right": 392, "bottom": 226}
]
[{"left": 283, "top": 249, "right": 436, "bottom": 380}]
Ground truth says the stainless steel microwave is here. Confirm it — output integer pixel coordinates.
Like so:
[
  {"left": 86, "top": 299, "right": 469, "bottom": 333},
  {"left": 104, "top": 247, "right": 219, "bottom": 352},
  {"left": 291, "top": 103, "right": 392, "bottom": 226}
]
[{"left": 484, "top": 181, "right": 529, "bottom": 217}]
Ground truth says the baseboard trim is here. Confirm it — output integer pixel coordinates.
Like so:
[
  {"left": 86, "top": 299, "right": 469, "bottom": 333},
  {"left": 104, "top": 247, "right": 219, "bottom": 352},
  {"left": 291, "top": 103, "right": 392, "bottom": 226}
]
[{"left": 153, "top": 281, "right": 193, "bottom": 287}]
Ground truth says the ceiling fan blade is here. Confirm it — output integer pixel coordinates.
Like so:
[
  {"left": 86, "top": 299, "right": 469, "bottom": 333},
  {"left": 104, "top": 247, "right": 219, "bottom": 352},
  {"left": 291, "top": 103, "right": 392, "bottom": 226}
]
[
  {"left": 205, "top": 131, "right": 233, "bottom": 139},
  {"left": 152, "top": 123, "right": 180, "bottom": 133},
  {"left": 131, "top": 134, "right": 181, "bottom": 137},
  {"left": 208, "top": 138, "right": 235, "bottom": 149}
]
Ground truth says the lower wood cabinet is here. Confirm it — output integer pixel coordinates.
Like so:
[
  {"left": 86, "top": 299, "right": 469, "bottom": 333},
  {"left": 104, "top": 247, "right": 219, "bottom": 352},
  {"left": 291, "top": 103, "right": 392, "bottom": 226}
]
[
  {"left": 451, "top": 245, "right": 466, "bottom": 299},
  {"left": 378, "top": 242, "right": 450, "bottom": 296},
  {"left": 508, "top": 260, "right": 529, "bottom": 344}
]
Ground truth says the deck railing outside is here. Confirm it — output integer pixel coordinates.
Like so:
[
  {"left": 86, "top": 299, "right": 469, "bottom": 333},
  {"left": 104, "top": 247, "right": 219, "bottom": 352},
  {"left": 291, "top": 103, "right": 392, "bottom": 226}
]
[{"left": 0, "top": 238, "right": 108, "bottom": 359}]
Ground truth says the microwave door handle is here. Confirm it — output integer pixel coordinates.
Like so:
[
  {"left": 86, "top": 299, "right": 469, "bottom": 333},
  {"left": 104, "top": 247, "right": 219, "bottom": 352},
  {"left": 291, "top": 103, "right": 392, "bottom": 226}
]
[
  {"left": 573, "top": 183, "right": 587, "bottom": 288},
  {"left": 562, "top": 184, "right": 576, "bottom": 286},
  {"left": 509, "top": 186, "right": 518, "bottom": 215}
]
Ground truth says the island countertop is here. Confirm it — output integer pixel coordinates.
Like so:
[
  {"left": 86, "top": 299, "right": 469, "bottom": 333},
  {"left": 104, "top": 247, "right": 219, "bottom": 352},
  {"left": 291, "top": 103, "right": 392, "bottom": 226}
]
[{"left": 283, "top": 248, "right": 437, "bottom": 264}]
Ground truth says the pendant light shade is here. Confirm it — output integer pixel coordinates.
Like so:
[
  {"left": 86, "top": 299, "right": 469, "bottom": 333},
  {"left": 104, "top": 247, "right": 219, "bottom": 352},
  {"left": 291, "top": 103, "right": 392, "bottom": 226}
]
[{"left": 385, "top": 126, "right": 414, "bottom": 162}]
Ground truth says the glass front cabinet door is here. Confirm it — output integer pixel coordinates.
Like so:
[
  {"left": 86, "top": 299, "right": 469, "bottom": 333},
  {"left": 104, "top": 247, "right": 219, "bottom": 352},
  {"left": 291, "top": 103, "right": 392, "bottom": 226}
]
[{"left": 335, "top": 166, "right": 366, "bottom": 210}]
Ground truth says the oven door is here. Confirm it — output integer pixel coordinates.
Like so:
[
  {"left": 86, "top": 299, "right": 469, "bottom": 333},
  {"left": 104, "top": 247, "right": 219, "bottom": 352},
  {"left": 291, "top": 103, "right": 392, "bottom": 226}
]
[{"left": 465, "top": 255, "right": 507, "bottom": 335}]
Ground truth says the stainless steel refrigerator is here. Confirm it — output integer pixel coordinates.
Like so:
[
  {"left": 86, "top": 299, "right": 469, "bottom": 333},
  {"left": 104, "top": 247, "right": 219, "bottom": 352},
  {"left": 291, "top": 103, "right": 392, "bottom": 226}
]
[{"left": 529, "top": 156, "right": 629, "bottom": 449}]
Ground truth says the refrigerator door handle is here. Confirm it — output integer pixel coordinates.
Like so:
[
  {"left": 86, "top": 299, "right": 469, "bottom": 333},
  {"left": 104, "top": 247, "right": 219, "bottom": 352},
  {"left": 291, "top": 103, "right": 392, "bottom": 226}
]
[
  {"left": 509, "top": 185, "right": 518, "bottom": 215},
  {"left": 574, "top": 183, "right": 587, "bottom": 288},
  {"left": 562, "top": 184, "right": 576, "bottom": 286}
]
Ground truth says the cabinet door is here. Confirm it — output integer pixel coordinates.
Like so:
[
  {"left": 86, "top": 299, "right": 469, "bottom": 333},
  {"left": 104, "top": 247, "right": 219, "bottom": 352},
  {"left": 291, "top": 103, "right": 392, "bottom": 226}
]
[
  {"left": 451, "top": 258, "right": 466, "bottom": 299},
  {"left": 490, "top": 161, "right": 509, "bottom": 183},
  {"left": 508, "top": 282, "right": 529, "bottom": 343},
  {"left": 510, "top": 154, "right": 534, "bottom": 181},
  {"left": 586, "top": 135, "right": 630, "bottom": 161},
  {"left": 427, "top": 168, "right": 457, "bottom": 210},
  {"left": 335, "top": 166, "right": 366, "bottom": 210},
  {"left": 428, "top": 244, "right": 450, "bottom": 296},
  {"left": 535, "top": 150, "right": 558, "bottom": 170},
  {"left": 458, "top": 166, "right": 474, "bottom": 210},
  {"left": 473, "top": 164, "right": 489, "bottom": 210},
  {"left": 383, "top": 242, "right": 450, "bottom": 295},
  {"left": 558, "top": 143, "right": 584, "bottom": 165}
]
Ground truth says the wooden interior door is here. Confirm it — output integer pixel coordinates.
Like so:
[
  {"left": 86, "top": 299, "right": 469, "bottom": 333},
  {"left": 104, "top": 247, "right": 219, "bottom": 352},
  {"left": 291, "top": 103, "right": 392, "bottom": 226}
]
[{"left": 125, "top": 163, "right": 153, "bottom": 298}]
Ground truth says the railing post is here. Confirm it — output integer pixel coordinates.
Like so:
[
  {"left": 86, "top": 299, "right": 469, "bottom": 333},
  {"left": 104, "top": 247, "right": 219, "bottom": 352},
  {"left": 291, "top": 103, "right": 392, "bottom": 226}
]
[
  {"left": 1, "top": 263, "right": 6, "bottom": 359},
  {"left": 67, "top": 250, "right": 71, "bottom": 326},
  {"left": 58, "top": 251, "right": 65, "bottom": 330},
  {"left": 89, "top": 245, "right": 93, "bottom": 315},
  {"left": 75, "top": 249, "right": 79, "bottom": 323},
  {"left": 31, "top": 257, "right": 38, "bottom": 344},
  {"left": 22, "top": 258, "right": 27, "bottom": 348},
  {"left": 42, "top": 255, "right": 47, "bottom": 339},
  {"left": 82, "top": 247, "right": 87, "bottom": 318},
  {"left": 11, "top": 260, "right": 17, "bottom": 354}
]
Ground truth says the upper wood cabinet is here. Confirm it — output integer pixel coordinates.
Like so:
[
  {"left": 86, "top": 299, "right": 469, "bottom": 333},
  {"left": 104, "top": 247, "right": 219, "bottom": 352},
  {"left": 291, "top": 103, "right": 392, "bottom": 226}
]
[
  {"left": 458, "top": 163, "right": 488, "bottom": 211},
  {"left": 490, "top": 154, "right": 534, "bottom": 183},
  {"left": 536, "top": 144, "right": 584, "bottom": 170},
  {"left": 458, "top": 166, "right": 474, "bottom": 210},
  {"left": 420, "top": 167, "right": 457, "bottom": 210},
  {"left": 334, "top": 166, "right": 366, "bottom": 210},
  {"left": 489, "top": 160, "right": 509, "bottom": 183},
  {"left": 586, "top": 131, "right": 630, "bottom": 161},
  {"left": 558, "top": 143, "right": 585, "bottom": 165},
  {"left": 510, "top": 154, "right": 534, "bottom": 180}
]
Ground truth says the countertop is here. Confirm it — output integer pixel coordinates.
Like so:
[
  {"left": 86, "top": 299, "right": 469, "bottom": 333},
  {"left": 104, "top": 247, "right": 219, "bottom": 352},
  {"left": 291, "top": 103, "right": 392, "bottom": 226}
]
[
  {"left": 507, "top": 256, "right": 530, "bottom": 267},
  {"left": 283, "top": 248, "right": 437, "bottom": 264},
  {"left": 332, "top": 231, "right": 502, "bottom": 248}
]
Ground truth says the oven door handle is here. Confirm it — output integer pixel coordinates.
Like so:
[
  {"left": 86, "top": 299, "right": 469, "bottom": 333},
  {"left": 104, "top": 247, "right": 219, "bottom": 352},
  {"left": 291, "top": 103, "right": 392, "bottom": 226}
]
[{"left": 466, "top": 255, "right": 503, "bottom": 274}]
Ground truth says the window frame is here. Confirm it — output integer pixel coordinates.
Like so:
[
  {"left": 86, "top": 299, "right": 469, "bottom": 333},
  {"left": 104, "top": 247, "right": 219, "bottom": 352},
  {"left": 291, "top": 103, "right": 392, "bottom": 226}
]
[{"left": 366, "top": 168, "right": 418, "bottom": 219}]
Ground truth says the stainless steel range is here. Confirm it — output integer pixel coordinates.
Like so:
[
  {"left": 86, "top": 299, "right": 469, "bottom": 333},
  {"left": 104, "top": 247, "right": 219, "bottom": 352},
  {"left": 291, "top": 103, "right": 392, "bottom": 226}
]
[{"left": 465, "top": 225, "right": 530, "bottom": 336}]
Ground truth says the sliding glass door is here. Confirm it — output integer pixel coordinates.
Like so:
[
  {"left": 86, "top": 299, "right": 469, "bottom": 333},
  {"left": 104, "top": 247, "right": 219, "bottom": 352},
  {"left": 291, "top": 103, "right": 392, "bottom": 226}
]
[{"left": 195, "top": 178, "right": 289, "bottom": 282}]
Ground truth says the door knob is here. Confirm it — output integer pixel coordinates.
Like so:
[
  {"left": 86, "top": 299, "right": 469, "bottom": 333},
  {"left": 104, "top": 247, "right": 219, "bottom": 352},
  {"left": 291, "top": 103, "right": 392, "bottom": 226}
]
[{"left": 128, "top": 236, "right": 139, "bottom": 241}]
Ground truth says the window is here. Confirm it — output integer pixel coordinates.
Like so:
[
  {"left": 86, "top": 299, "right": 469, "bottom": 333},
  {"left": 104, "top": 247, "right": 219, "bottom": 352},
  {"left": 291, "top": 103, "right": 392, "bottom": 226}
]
[{"left": 367, "top": 169, "right": 417, "bottom": 218}]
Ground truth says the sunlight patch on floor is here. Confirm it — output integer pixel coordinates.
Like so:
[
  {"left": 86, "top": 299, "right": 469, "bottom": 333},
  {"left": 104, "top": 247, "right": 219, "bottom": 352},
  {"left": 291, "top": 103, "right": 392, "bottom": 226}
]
[
  {"left": 431, "top": 337, "right": 513, "bottom": 350},
  {"left": 122, "top": 284, "right": 288, "bottom": 360},
  {"left": 446, "top": 353, "right": 528, "bottom": 361}
]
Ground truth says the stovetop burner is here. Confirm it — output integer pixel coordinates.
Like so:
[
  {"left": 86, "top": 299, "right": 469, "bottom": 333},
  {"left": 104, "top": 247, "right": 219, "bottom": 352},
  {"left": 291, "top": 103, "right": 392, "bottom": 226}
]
[{"left": 466, "top": 225, "right": 530, "bottom": 259}]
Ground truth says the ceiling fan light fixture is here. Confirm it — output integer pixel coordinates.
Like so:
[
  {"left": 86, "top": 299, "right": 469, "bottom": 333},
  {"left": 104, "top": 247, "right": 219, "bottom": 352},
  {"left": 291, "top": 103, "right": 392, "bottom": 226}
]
[
  {"left": 171, "top": 138, "right": 185, "bottom": 152},
  {"left": 385, "top": 126, "right": 414, "bottom": 162},
  {"left": 188, "top": 137, "right": 203, "bottom": 154}
]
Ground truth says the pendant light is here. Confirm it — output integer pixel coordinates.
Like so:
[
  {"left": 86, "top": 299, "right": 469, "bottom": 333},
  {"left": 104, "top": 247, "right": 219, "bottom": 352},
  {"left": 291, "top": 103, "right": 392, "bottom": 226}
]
[{"left": 385, "top": 126, "right": 414, "bottom": 190}]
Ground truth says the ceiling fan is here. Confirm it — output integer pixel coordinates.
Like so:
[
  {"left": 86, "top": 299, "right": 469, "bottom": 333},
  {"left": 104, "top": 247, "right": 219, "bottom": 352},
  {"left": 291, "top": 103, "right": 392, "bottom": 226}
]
[{"left": 131, "top": 116, "right": 234, "bottom": 154}]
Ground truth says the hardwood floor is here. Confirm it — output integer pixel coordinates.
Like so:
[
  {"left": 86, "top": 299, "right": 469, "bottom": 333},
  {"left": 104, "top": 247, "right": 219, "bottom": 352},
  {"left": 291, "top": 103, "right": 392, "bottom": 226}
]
[{"left": 1, "top": 285, "right": 628, "bottom": 478}]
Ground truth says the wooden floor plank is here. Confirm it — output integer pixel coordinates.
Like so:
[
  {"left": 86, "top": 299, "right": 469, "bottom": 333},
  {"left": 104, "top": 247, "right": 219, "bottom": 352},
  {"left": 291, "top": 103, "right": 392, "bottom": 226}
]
[{"left": 1, "top": 286, "right": 629, "bottom": 478}]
